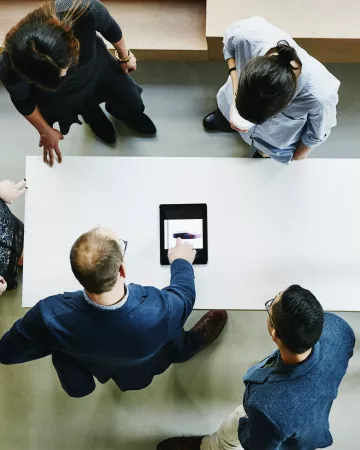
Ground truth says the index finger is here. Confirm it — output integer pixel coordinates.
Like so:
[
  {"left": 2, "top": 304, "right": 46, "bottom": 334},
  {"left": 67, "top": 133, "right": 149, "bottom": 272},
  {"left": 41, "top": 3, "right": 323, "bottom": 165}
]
[{"left": 176, "top": 237, "right": 182, "bottom": 246}]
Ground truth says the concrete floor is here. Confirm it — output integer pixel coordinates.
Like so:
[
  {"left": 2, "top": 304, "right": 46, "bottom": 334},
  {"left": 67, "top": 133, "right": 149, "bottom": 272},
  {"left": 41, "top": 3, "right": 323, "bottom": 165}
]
[{"left": 0, "top": 61, "right": 359, "bottom": 450}]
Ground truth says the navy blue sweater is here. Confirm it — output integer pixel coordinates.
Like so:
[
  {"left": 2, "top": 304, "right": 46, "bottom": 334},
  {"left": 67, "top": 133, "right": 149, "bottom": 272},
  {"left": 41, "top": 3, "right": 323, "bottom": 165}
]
[
  {"left": 239, "top": 313, "right": 355, "bottom": 450},
  {"left": 0, "top": 259, "right": 196, "bottom": 397}
]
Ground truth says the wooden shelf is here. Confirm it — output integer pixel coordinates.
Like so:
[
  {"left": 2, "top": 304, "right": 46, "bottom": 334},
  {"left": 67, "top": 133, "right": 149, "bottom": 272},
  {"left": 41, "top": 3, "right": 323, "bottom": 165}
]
[
  {"left": 0, "top": 0, "right": 359, "bottom": 62},
  {"left": 104, "top": 0, "right": 207, "bottom": 60},
  {"left": 0, "top": 0, "right": 208, "bottom": 60},
  {"left": 206, "top": 0, "right": 360, "bottom": 62},
  {"left": 0, "top": 1, "right": 40, "bottom": 48}
]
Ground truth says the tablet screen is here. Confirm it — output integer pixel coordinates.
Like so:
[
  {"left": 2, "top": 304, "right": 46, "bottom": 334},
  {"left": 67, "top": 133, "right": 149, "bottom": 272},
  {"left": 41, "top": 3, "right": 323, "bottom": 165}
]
[
  {"left": 160, "top": 204, "right": 208, "bottom": 265},
  {"left": 164, "top": 219, "right": 203, "bottom": 249}
]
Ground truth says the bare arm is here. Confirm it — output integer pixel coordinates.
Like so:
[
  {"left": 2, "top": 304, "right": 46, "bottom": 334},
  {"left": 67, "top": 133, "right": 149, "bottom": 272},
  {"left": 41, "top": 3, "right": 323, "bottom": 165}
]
[
  {"left": 25, "top": 107, "right": 63, "bottom": 167},
  {"left": 227, "top": 57, "right": 238, "bottom": 100},
  {"left": 25, "top": 106, "right": 53, "bottom": 135},
  {"left": 113, "top": 36, "right": 137, "bottom": 74},
  {"left": 293, "top": 141, "right": 313, "bottom": 161}
]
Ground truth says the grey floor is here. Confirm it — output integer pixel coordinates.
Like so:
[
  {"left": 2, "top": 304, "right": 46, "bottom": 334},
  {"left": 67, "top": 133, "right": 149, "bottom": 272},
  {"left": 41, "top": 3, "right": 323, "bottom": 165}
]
[{"left": 0, "top": 62, "right": 359, "bottom": 450}]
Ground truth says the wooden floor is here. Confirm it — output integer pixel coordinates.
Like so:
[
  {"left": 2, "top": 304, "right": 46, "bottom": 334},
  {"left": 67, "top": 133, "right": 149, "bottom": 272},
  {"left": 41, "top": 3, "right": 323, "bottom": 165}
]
[{"left": 0, "top": 0, "right": 360, "bottom": 62}]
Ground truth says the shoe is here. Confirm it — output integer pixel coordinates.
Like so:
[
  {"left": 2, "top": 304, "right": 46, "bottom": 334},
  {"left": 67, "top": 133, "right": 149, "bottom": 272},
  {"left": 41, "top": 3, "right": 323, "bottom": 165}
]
[
  {"left": 191, "top": 310, "right": 228, "bottom": 350},
  {"left": 203, "top": 109, "right": 236, "bottom": 133},
  {"left": 105, "top": 104, "right": 156, "bottom": 135},
  {"left": 157, "top": 436, "right": 206, "bottom": 450},
  {"left": 88, "top": 107, "right": 116, "bottom": 144}
]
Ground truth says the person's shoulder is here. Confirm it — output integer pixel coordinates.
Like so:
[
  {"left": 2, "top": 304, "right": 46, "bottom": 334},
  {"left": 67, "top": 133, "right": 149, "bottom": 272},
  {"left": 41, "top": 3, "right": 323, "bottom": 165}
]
[
  {"left": 38, "top": 290, "right": 84, "bottom": 316},
  {"left": 323, "top": 312, "right": 355, "bottom": 337},
  {"left": 300, "top": 52, "right": 340, "bottom": 107}
]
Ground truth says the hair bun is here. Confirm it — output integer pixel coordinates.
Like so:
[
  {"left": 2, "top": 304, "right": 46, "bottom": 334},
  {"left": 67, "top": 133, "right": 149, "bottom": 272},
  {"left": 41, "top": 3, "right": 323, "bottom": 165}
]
[{"left": 276, "top": 40, "right": 297, "bottom": 66}]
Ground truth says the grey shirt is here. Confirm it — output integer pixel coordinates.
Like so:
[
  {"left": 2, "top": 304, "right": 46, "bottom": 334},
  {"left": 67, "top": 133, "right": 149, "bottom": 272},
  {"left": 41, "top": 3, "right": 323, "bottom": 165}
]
[{"left": 217, "top": 17, "right": 340, "bottom": 164}]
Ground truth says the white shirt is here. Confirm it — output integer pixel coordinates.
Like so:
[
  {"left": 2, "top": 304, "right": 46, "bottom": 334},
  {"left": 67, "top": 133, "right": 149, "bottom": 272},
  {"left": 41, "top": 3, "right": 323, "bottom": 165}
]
[{"left": 217, "top": 17, "right": 340, "bottom": 164}]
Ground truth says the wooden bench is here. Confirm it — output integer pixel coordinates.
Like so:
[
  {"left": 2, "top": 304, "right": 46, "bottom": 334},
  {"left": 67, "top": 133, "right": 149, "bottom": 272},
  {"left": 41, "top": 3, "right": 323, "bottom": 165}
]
[
  {"left": 206, "top": 0, "right": 360, "bottom": 62},
  {"left": 0, "top": 0, "right": 359, "bottom": 62}
]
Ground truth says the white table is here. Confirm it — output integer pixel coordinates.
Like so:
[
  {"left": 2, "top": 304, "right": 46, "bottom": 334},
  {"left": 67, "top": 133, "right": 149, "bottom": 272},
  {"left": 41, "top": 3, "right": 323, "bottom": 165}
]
[{"left": 23, "top": 156, "right": 360, "bottom": 311}]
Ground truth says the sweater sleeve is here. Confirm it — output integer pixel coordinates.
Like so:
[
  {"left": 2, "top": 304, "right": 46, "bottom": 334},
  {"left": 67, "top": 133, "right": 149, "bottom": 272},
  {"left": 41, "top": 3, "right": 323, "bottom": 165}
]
[
  {"left": 0, "top": 302, "right": 52, "bottom": 364},
  {"left": 161, "top": 259, "right": 196, "bottom": 335},
  {"left": 238, "top": 403, "right": 285, "bottom": 450},
  {"left": 56, "top": 0, "right": 122, "bottom": 42},
  {"left": 0, "top": 54, "right": 36, "bottom": 116},
  {"left": 88, "top": 0, "right": 122, "bottom": 42}
]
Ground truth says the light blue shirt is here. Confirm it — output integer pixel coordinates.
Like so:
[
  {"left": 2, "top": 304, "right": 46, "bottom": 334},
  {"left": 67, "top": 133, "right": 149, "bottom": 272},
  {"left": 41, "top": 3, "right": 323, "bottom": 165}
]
[{"left": 217, "top": 17, "right": 340, "bottom": 164}]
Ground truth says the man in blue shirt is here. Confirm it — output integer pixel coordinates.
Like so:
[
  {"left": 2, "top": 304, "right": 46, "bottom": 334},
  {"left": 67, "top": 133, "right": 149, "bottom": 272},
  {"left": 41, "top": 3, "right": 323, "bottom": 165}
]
[
  {"left": 0, "top": 227, "right": 227, "bottom": 397},
  {"left": 158, "top": 285, "right": 355, "bottom": 450}
]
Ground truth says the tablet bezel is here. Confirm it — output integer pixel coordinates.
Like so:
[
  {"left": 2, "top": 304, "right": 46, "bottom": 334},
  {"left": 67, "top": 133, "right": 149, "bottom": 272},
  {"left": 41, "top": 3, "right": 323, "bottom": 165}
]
[{"left": 159, "top": 203, "right": 208, "bottom": 265}]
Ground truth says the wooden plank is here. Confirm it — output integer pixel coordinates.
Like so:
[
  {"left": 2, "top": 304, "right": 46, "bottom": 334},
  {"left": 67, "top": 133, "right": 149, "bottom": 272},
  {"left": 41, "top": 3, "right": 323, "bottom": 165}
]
[
  {"left": 104, "top": 0, "right": 207, "bottom": 52},
  {"left": 206, "top": 0, "right": 360, "bottom": 39},
  {"left": 0, "top": 0, "right": 208, "bottom": 60},
  {"left": 206, "top": 0, "right": 360, "bottom": 62},
  {"left": 208, "top": 36, "right": 360, "bottom": 63}
]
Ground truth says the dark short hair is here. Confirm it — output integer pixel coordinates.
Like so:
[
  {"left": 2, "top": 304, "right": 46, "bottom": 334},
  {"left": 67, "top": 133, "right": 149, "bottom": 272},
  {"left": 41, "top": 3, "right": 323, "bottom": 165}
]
[
  {"left": 70, "top": 229, "right": 123, "bottom": 294},
  {"left": 4, "top": 2, "right": 85, "bottom": 91},
  {"left": 235, "top": 40, "right": 301, "bottom": 124},
  {"left": 272, "top": 285, "right": 324, "bottom": 354}
]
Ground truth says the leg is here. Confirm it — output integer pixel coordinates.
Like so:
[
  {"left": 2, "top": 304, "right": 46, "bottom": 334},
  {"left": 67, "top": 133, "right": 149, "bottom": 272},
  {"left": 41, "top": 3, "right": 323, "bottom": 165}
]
[
  {"left": 203, "top": 109, "right": 236, "bottom": 133},
  {"left": 157, "top": 406, "right": 245, "bottom": 450},
  {"left": 94, "top": 47, "right": 156, "bottom": 134},
  {"left": 201, "top": 406, "right": 246, "bottom": 450},
  {"left": 82, "top": 105, "right": 116, "bottom": 144},
  {"left": 103, "top": 72, "right": 156, "bottom": 135}
]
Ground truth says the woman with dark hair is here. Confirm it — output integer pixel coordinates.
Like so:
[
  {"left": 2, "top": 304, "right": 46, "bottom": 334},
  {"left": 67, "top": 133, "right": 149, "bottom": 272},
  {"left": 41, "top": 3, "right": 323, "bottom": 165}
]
[
  {"left": 0, "top": 0, "right": 156, "bottom": 167},
  {"left": 0, "top": 180, "right": 26, "bottom": 295},
  {"left": 203, "top": 17, "right": 340, "bottom": 163}
]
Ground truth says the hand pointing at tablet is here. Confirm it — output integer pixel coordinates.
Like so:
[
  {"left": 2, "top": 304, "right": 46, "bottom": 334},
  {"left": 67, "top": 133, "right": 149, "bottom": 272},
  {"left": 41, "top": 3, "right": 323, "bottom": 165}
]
[{"left": 168, "top": 238, "right": 197, "bottom": 265}]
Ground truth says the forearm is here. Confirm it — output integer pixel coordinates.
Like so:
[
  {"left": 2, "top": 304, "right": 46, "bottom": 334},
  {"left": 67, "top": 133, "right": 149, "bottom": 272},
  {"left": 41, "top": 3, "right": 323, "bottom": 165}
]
[
  {"left": 293, "top": 141, "right": 313, "bottom": 161},
  {"left": 25, "top": 106, "right": 52, "bottom": 135},
  {"left": 164, "top": 259, "right": 196, "bottom": 306},
  {"left": 113, "top": 36, "right": 129, "bottom": 59},
  {"left": 227, "top": 57, "right": 238, "bottom": 99}
]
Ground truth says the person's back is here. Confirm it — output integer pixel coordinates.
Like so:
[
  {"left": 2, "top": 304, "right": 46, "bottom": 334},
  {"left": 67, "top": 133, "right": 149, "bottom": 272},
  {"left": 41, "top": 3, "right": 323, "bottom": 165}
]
[
  {"left": 0, "top": 227, "right": 227, "bottom": 397},
  {"left": 158, "top": 285, "right": 355, "bottom": 450},
  {"left": 240, "top": 312, "right": 355, "bottom": 449}
]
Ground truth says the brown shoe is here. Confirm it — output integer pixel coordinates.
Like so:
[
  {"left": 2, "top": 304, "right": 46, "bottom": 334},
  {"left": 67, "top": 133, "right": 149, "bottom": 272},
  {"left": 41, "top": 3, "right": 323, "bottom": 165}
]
[
  {"left": 191, "top": 310, "right": 227, "bottom": 350},
  {"left": 157, "top": 436, "right": 206, "bottom": 450}
]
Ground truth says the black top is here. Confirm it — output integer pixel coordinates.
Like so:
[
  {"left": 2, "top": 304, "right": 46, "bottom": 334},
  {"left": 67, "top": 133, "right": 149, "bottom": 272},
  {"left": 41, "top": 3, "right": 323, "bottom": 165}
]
[{"left": 0, "top": 0, "right": 122, "bottom": 116}]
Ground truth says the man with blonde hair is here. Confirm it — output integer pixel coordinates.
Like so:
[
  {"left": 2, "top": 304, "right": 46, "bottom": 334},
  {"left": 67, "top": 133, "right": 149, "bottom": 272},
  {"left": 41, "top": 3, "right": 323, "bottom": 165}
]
[{"left": 0, "top": 227, "right": 227, "bottom": 397}]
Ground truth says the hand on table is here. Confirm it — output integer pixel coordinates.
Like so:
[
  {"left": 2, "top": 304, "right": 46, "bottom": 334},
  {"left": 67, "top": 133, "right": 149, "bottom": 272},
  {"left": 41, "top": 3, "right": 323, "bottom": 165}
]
[
  {"left": 39, "top": 128, "right": 64, "bottom": 167},
  {"left": 168, "top": 238, "right": 197, "bottom": 265},
  {"left": 0, "top": 179, "right": 27, "bottom": 204},
  {"left": 120, "top": 51, "right": 137, "bottom": 74},
  {"left": 0, "top": 276, "right": 7, "bottom": 296}
]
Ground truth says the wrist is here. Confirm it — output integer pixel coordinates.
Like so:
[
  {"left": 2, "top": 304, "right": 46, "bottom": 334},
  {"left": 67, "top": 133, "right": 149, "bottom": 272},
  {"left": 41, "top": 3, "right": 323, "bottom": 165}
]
[
  {"left": 115, "top": 46, "right": 129, "bottom": 59},
  {"left": 37, "top": 123, "right": 52, "bottom": 135}
]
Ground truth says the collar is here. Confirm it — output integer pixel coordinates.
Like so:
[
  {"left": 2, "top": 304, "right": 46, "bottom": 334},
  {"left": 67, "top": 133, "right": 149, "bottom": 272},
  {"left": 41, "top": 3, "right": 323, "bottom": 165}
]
[
  {"left": 83, "top": 285, "right": 129, "bottom": 310},
  {"left": 243, "top": 341, "right": 321, "bottom": 384}
]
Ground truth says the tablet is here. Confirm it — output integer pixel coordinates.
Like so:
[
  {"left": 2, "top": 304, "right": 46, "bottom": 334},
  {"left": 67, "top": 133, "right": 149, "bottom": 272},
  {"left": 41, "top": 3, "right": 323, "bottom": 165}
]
[{"left": 160, "top": 204, "right": 208, "bottom": 265}]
